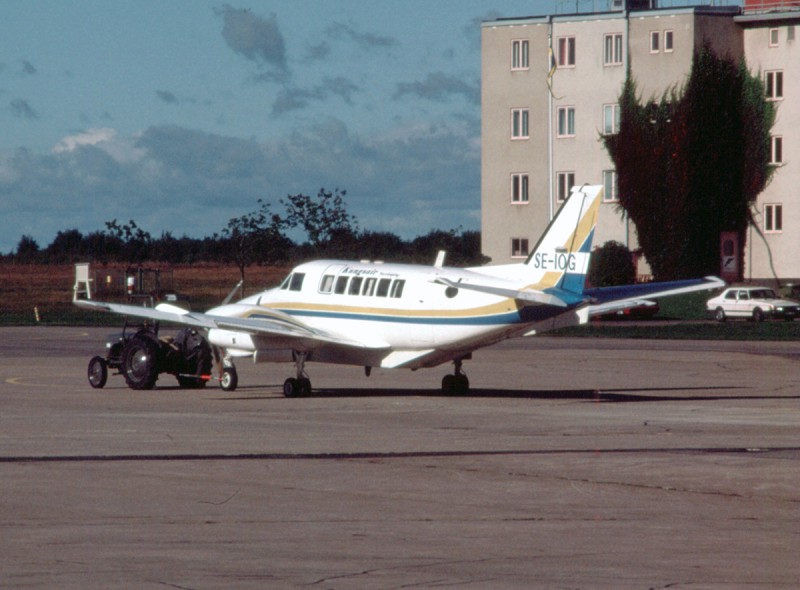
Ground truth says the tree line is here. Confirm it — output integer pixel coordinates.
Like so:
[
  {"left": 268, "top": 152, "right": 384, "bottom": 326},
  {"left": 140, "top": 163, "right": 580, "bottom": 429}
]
[{"left": 4, "top": 188, "right": 489, "bottom": 270}]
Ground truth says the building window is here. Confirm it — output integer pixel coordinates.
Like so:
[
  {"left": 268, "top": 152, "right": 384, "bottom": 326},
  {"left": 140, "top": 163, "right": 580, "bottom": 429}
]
[
  {"left": 764, "top": 204, "right": 783, "bottom": 233},
  {"left": 604, "top": 33, "right": 623, "bottom": 66},
  {"left": 511, "top": 173, "right": 529, "bottom": 203},
  {"left": 769, "top": 28, "right": 779, "bottom": 47},
  {"left": 512, "top": 108, "right": 529, "bottom": 139},
  {"left": 650, "top": 31, "right": 660, "bottom": 53},
  {"left": 557, "top": 106, "right": 575, "bottom": 137},
  {"left": 512, "top": 238, "right": 529, "bottom": 258},
  {"left": 603, "top": 170, "right": 618, "bottom": 202},
  {"left": 557, "top": 36, "right": 576, "bottom": 67},
  {"left": 603, "top": 104, "right": 620, "bottom": 135},
  {"left": 771, "top": 136, "right": 783, "bottom": 165},
  {"left": 512, "top": 39, "right": 529, "bottom": 70},
  {"left": 556, "top": 172, "right": 575, "bottom": 202},
  {"left": 664, "top": 30, "right": 674, "bottom": 52},
  {"left": 765, "top": 70, "right": 784, "bottom": 100}
]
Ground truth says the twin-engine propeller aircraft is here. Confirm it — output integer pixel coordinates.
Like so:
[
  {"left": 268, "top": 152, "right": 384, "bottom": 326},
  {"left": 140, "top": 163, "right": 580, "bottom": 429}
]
[{"left": 74, "top": 185, "right": 723, "bottom": 396}]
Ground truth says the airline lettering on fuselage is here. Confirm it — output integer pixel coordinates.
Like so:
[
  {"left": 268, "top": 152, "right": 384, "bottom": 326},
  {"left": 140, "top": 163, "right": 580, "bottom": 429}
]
[
  {"left": 342, "top": 266, "right": 399, "bottom": 278},
  {"left": 531, "top": 252, "right": 577, "bottom": 271},
  {"left": 342, "top": 266, "right": 379, "bottom": 277}
]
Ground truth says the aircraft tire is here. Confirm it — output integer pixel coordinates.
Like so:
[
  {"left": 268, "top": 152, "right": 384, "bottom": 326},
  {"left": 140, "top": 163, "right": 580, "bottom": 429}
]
[
  {"left": 122, "top": 335, "right": 159, "bottom": 390},
  {"left": 221, "top": 366, "right": 238, "bottom": 392},
  {"left": 442, "top": 374, "right": 469, "bottom": 395},
  {"left": 283, "top": 377, "right": 311, "bottom": 397},
  {"left": 283, "top": 378, "right": 299, "bottom": 397},
  {"left": 88, "top": 356, "right": 108, "bottom": 389}
]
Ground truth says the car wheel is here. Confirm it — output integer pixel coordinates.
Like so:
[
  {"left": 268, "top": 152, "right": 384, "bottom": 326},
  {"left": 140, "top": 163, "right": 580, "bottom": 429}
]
[
  {"left": 752, "top": 308, "right": 764, "bottom": 322},
  {"left": 714, "top": 307, "right": 726, "bottom": 322}
]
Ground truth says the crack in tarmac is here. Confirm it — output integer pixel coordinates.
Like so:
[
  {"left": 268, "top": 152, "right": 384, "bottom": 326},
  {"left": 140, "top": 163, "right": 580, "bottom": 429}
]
[{"left": 2, "top": 446, "right": 799, "bottom": 464}]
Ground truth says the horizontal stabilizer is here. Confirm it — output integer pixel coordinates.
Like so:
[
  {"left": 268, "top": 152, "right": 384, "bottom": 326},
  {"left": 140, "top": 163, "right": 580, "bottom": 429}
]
[
  {"left": 434, "top": 277, "right": 568, "bottom": 308},
  {"left": 585, "top": 276, "right": 725, "bottom": 317}
]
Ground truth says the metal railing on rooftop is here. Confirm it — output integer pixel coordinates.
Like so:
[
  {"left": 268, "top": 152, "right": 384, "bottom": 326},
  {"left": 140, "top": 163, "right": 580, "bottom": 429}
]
[{"left": 554, "top": 0, "right": 741, "bottom": 14}]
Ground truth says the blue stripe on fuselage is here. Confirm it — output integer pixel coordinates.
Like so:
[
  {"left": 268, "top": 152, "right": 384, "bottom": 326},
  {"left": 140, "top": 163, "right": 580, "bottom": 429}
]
[{"left": 258, "top": 304, "right": 571, "bottom": 326}]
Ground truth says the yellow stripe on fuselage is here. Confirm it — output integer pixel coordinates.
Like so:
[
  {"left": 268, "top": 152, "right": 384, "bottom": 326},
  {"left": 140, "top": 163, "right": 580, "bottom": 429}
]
[{"left": 258, "top": 298, "right": 520, "bottom": 320}]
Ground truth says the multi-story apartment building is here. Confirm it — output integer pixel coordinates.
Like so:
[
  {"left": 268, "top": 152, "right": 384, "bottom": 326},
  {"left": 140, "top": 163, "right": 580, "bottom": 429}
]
[{"left": 481, "top": 0, "right": 799, "bottom": 283}]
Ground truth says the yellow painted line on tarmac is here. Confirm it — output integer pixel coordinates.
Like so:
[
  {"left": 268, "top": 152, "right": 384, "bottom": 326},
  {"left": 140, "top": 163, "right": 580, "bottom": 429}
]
[
  {"left": 4, "top": 377, "right": 56, "bottom": 387},
  {"left": 28, "top": 331, "right": 91, "bottom": 341}
]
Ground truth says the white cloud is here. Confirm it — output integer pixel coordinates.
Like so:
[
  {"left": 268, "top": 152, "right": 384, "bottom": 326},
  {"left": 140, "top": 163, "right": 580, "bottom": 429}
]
[
  {"left": 52, "top": 128, "right": 117, "bottom": 153},
  {"left": 52, "top": 128, "right": 145, "bottom": 163}
]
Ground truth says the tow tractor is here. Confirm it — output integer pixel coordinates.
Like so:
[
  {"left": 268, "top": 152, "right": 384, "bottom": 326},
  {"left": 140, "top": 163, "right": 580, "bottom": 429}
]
[
  {"left": 78, "top": 264, "right": 220, "bottom": 391},
  {"left": 87, "top": 323, "right": 214, "bottom": 390}
]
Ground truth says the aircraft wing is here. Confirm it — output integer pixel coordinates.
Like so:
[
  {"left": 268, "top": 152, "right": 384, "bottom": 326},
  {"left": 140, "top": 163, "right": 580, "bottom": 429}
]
[
  {"left": 73, "top": 299, "right": 388, "bottom": 350},
  {"left": 583, "top": 276, "right": 725, "bottom": 317}
]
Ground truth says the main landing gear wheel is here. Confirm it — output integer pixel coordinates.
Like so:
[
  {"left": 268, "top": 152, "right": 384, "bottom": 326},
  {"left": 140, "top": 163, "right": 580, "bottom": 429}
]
[
  {"left": 441, "top": 357, "right": 470, "bottom": 395},
  {"left": 283, "top": 377, "right": 311, "bottom": 398},
  {"left": 87, "top": 356, "right": 108, "bottom": 389},
  {"left": 221, "top": 366, "right": 238, "bottom": 392},
  {"left": 442, "top": 374, "right": 470, "bottom": 395},
  {"left": 284, "top": 351, "right": 312, "bottom": 397}
]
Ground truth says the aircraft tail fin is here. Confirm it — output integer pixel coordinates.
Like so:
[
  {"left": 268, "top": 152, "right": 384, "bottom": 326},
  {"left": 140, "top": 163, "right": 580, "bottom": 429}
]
[{"left": 522, "top": 184, "right": 602, "bottom": 294}]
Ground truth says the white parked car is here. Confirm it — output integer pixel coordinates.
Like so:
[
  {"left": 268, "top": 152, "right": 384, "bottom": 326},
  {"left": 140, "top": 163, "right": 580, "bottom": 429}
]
[{"left": 706, "top": 286, "right": 800, "bottom": 322}]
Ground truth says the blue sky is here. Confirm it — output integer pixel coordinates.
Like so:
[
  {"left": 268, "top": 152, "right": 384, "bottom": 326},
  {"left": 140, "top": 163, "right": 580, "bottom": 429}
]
[{"left": 0, "top": 0, "right": 553, "bottom": 254}]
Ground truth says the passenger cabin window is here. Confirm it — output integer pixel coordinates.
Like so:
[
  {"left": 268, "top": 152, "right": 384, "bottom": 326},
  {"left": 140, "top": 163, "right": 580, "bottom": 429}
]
[
  {"left": 334, "top": 276, "right": 348, "bottom": 294},
  {"left": 362, "top": 278, "right": 377, "bottom": 296},
  {"left": 376, "top": 278, "right": 392, "bottom": 297},
  {"left": 390, "top": 279, "right": 405, "bottom": 298},
  {"left": 319, "top": 274, "right": 334, "bottom": 293},
  {"left": 348, "top": 277, "right": 363, "bottom": 295},
  {"left": 317, "top": 274, "right": 405, "bottom": 298}
]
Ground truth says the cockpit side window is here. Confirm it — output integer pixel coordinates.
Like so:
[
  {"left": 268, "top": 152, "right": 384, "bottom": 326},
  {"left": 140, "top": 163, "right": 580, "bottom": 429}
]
[{"left": 289, "top": 273, "right": 305, "bottom": 292}]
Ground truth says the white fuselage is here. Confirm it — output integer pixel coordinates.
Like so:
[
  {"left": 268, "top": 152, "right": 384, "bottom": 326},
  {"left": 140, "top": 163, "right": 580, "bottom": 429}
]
[{"left": 205, "top": 259, "right": 583, "bottom": 369}]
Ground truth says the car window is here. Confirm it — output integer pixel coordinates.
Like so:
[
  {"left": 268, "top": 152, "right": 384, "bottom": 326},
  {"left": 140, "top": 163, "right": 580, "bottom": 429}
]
[
  {"left": 738, "top": 290, "right": 749, "bottom": 300},
  {"left": 725, "top": 291, "right": 737, "bottom": 300}
]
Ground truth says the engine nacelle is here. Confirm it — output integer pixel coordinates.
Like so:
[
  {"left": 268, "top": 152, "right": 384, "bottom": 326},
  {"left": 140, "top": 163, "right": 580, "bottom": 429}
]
[{"left": 208, "top": 328, "right": 256, "bottom": 357}]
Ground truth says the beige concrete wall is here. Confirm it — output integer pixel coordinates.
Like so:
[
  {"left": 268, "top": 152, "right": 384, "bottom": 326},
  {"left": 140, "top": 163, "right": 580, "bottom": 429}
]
[
  {"left": 482, "top": 8, "right": 799, "bottom": 281},
  {"left": 741, "top": 18, "right": 799, "bottom": 281},
  {"left": 481, "top": 20, "right": 552, "bottom": 264}
]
